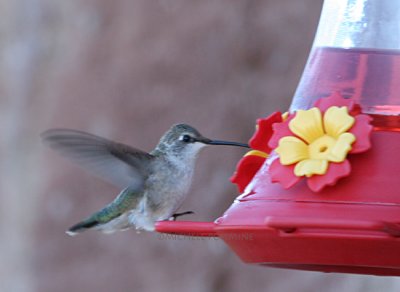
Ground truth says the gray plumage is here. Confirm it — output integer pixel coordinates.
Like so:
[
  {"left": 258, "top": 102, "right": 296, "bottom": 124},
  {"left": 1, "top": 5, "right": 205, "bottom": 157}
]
[{"left": 41, "top": 124, "right": 248, "bottom": 235}]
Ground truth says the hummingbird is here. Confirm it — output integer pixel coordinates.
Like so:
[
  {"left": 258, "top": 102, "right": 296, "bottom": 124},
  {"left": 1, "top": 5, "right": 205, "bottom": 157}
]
[{"left": 41, "top": 124, "right": 249, "bottom": 236}]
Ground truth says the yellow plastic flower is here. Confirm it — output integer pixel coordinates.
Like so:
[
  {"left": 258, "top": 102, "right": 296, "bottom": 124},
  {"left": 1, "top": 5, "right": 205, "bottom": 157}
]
[{"left": 275, "top": 106, "right": 356, "bottom": 177}]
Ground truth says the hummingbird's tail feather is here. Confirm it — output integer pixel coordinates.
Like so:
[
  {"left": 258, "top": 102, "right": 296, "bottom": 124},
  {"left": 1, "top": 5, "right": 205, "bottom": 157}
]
[
  {"left": 66, "top": 187, "right": 142, "bottom": 236},
  {"left": 66, "top": 218, "right": 100, "bottom": 236}
]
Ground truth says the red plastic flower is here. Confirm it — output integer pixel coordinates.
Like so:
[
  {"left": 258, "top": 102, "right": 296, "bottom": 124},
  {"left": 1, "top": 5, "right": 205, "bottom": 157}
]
[
  {"left": 231, "top": 92, "right": 373, "bottom": 193},
  {"left": 230, "top": 111, "right": 284, "bottom": 193},
  {"left": 269, "top": 92, "right": 372, "bottom": 192}
]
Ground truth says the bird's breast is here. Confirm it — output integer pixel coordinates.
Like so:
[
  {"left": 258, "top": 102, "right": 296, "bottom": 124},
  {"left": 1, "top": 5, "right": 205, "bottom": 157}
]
[{"left": 147, "top": 162, "right": 193, "bottom": 194}]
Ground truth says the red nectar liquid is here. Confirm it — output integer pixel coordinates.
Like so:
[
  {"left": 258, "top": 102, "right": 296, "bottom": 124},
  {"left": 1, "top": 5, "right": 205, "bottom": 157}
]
[{"left": 291, "top": 47, "right": 400, "bottom": 131}]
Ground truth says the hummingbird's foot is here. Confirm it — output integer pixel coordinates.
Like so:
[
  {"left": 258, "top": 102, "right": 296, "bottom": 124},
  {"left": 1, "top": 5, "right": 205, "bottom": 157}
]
[{"left": 170, "top": 211, "right": 194, "bottom": 221}]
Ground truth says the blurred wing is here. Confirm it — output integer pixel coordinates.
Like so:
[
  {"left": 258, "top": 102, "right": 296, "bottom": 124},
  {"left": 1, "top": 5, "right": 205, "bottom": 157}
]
[{"left": 41, "top": 129, "right": 154, "bottom": 190}]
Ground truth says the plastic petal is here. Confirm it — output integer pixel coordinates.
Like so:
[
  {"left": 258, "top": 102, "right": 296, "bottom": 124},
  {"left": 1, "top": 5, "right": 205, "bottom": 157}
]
[
  {"left": 327, "top": 132, "right": 356, "bottom": 162},
  {"left": 324, "top": 106, "right": 355, "bottom": 138},
  {"left": 307, "top": 160, "right": 351, "bottom": 192},
  {"left": 294, "top": 159, "right": 328, "bottom": 177},
  {"left": 289, "top": 108, "right": 324, "bottom": 144},
  {"left": 230, "top": 153, "right": 267, "bottom": 193},
  {"left": 249, "top": 112, "right": 283, "bottom": 153},
  {"left": 275, "top": 136, "right": 309, "bottom": 165},
  {"left": 268, "top": 113, "right": 296, "bottom": 149},
  {"left": 314, "top": 92, "right": 355, "bottom": 112},
  {"left": 348, "top": 114, "right": 373, "bottom": 153}
]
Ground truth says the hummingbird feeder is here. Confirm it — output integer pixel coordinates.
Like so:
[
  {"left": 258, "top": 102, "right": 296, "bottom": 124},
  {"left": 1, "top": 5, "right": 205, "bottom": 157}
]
[{"left": 156, "top": 0, "right": 400, "bottom": 276}]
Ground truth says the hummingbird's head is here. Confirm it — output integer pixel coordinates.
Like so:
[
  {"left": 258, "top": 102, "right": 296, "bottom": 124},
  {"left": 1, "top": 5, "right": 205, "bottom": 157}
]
[{"left": 154, "top": 124, "right": 249, "bottom": 158}]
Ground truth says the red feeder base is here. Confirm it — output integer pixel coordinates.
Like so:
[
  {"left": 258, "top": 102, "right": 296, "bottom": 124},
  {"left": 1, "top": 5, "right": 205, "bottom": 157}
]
[{"left": 156, "top": 130, "right": 400, "bottom": 276}]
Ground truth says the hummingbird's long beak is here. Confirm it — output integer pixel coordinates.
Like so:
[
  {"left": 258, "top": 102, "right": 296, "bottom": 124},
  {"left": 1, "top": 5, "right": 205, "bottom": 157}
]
[{"left": 199, "top": 137, "right": 249, "bottom": 148}]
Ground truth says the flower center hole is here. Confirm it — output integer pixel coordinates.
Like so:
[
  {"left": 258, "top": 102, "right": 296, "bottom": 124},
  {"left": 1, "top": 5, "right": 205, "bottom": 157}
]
[{"left": 319, "top": 145, "right": 328, "bottom": 153}]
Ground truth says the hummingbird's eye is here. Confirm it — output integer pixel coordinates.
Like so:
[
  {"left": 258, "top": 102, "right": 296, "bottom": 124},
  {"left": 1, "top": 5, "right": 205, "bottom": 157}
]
[{"left": 180, "top": 134, "right": 193, "bottom": 143}]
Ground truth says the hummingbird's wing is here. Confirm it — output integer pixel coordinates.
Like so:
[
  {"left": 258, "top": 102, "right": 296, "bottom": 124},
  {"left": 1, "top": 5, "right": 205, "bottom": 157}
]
[{"left": 41, "top": 129, "right": 153, "bottom": 190}]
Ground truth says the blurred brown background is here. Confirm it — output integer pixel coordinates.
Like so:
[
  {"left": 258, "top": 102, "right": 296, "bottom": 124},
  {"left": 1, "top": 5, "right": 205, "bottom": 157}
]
[{"left": 2, "top": 0, "right": 400, "bottom": 291}]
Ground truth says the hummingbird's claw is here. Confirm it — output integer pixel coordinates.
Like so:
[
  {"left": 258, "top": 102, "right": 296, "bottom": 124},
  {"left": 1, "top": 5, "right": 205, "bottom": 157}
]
[{"left": 170, "top": 211, "right": 195, "bottom": 221}]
